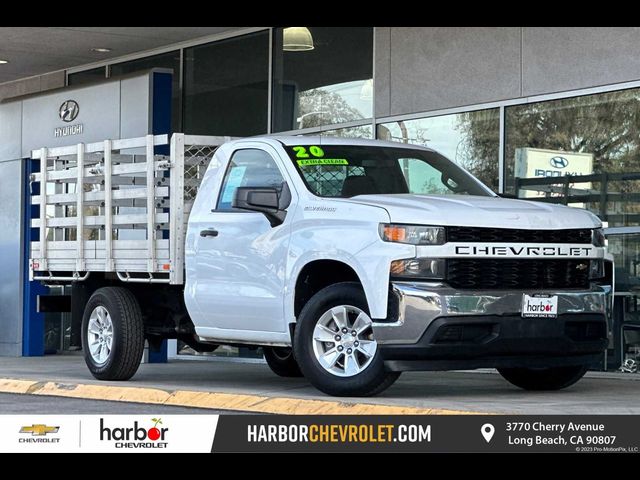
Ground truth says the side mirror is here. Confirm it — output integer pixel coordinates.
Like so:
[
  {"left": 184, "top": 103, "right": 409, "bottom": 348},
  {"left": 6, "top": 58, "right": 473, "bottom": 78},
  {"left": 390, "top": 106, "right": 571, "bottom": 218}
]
[
  {"left": 441, "top": 174, "right": 464, "bottom": 193},
  {"left": 232, "top": 182, "right": 291, "bottom": 227}
]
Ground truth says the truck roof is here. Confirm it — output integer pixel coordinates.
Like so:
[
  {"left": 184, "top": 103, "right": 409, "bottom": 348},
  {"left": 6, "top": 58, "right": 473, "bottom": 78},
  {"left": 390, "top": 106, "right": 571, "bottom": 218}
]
[{"left": 247, "top": 135, "right": 436, "bottom": 152}]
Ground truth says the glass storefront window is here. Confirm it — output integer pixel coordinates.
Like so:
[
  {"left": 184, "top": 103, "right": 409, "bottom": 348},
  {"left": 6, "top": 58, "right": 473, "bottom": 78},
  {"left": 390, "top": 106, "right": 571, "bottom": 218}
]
[
  {"left": 110, "top": 51, "right": 181, "bottom": 132},
  {"left": 44, "top": 286, "right": 71, "bottom": 354},
  {"left": 272, "top": 27, "right": 373, "bottom": 132},
  {"left": 608, "top": 233, "right": 640, "bottom": 293},
  {"left": 606, "top": 232, "right": 640, "bottom": 369},
  {"left": 67, "top": 67, "right": 106, "bottom": 86},
  {"left": 183, "top": 31, "right": 269, "bottom": 137},
  {"left": 377, "top": 109, "right": 500, "bottom": 191},
  {"left": 505, "top": 88, "right": 640, "bottom": 227}
]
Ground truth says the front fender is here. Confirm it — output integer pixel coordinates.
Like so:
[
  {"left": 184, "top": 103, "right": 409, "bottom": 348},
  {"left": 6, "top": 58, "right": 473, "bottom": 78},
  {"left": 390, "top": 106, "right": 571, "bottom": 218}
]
[{"left": 285, "top": 240, "right": 415, "bottom": 324}]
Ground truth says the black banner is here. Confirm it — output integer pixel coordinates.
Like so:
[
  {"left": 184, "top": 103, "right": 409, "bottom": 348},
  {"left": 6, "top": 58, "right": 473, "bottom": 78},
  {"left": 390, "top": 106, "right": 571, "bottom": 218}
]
[{"left": 212, "top": 415, "right": 640, "bottom": 453}]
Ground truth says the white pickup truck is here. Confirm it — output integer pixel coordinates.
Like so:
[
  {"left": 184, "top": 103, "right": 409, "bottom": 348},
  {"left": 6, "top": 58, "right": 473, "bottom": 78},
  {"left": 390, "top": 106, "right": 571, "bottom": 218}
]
[{"left": 30, "top": 134, "right": 612, "bottom": 396}]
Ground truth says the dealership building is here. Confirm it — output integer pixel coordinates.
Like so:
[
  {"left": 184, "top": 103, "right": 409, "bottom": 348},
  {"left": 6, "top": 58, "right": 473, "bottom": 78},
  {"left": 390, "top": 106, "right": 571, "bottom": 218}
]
[{"left": 1, "top": 27, "right": 639, "bottom": 368}]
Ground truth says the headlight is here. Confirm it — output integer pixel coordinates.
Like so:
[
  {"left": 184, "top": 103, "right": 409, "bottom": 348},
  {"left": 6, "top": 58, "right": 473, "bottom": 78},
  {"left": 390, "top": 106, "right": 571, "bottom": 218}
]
[
  {"left": 589, "top": 259, "right": 605, "bottom": 279},
  {"left": 592, "top": 228, "right": 606, "bottom": 247},
  {"left": 390, "top": 258, "right": 446, "bottom": 279},
  {"left": 379, "top": 224, "right": 445, "bottom": 245}
]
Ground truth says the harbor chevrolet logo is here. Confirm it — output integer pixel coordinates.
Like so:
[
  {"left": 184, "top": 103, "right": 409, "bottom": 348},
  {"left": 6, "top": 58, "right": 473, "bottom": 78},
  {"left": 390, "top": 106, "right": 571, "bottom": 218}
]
[
  {"left": 55, "top": 100, "right": 83, "bottom": 138},
  {"left": 549, "top": 156, "right": 569, "bottom": 169},
  {"left": 19, "top": 424, "right": 61, "bottom": 444},
  {"left": 100, "top": 417, "right": 168, "bottom": 449},
  {"left": 59, "top": 100, "right": 79, "bottom": 122}
]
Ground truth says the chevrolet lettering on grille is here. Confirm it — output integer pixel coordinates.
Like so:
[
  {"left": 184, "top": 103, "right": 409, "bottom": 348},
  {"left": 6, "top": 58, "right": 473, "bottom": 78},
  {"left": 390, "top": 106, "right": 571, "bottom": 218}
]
[{"left": 454, "top": 245, "right": 594, "bottom": 256}]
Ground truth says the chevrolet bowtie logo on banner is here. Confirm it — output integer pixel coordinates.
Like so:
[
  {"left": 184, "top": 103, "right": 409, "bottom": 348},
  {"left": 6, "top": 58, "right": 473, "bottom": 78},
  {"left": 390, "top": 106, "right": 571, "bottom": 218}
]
[{"left": 20, "top": 424, "right": 60, "bottom": 436}]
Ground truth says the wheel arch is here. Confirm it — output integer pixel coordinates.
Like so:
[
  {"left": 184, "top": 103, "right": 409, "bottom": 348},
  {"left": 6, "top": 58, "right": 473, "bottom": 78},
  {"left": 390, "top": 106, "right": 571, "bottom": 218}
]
[{"left": 288, "top": 258, "right": 378, "bottom": 335}]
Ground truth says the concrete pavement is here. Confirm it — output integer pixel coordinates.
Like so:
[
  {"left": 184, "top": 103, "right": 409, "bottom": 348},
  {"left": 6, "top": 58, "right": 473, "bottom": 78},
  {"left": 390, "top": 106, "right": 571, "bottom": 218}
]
[
  {"left": 0, "top": 393, "right": 240, "bottom": 414},
  {"left": 1, "top": 354, "right": 639, "bottom": 414}
]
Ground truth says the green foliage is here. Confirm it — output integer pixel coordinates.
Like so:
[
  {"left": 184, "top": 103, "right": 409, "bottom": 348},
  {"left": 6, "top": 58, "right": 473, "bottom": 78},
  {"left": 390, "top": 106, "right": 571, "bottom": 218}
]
[
  {"left": 456, "top": 109, "right": 501, "bottom": 191},
  {"left": 458, "top": 90, "right": 640, "bottom": 191},
  {"left": 298, "top": 88, "right": 364, "bottom": 128}
]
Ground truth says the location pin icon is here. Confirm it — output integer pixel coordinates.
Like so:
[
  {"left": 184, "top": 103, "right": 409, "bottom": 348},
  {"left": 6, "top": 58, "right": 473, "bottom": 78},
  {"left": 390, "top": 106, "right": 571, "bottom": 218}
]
[{"left": 481, "top": 423, "right": 495, "bottom": 443}]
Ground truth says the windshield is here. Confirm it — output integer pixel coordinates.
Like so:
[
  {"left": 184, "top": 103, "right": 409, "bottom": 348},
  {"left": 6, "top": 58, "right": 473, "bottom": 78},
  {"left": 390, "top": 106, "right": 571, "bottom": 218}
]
[{"left": 284, "top": 144, "right": 493, "bottom": 198}]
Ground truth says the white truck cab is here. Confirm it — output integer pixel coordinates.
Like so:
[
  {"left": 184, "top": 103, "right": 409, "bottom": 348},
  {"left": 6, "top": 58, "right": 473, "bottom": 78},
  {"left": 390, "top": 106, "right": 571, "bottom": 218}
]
[{"left": 30, "top": 134, "right": 612, "bottom": 396}]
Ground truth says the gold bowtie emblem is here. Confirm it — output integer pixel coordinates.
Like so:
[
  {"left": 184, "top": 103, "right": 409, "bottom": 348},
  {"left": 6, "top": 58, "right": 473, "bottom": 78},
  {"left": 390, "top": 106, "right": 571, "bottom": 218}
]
[{"left": 19, "top": 424, "right": 60, "bottom": 436}]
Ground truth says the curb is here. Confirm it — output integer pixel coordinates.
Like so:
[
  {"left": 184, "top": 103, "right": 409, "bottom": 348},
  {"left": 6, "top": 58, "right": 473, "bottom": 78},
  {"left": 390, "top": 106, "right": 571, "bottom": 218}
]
[{"left": 0, "top": 378, "right": 483, "bottom": 415}]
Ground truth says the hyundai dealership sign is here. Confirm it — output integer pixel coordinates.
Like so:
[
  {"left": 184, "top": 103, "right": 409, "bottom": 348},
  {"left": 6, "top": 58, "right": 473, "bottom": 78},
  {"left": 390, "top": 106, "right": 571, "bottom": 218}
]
[
  {"left": 514, "top": 147, "right": 594, "bottom": 199},
  {"left": 0, "top": 69, "right": 172, "bottom": 161},
  {"left": 54, "top": 99, "right": 83, "bottom": 137}
]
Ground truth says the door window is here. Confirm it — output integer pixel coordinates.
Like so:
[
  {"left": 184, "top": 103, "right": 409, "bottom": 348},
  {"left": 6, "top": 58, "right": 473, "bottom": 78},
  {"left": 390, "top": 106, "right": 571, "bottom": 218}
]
[{"left": 216, "top": 149, "right": 285, "bottom": 211}]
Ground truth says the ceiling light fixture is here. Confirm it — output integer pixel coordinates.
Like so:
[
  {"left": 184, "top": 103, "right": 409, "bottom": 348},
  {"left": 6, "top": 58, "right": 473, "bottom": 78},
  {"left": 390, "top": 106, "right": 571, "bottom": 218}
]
[
  {"left": 283, "top": 27, "right": 314, "bottom": 52},
  {"left": 0, "top": 59, "right": 9, "bottom": 64},
  {"left": 91, "top": 48, "right": 112, "bottom": 53}
]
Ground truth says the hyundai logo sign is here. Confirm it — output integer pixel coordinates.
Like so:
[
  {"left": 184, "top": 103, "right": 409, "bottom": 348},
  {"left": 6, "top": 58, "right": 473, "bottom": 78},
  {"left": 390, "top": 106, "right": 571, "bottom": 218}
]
[
  {"left": 549, "top": 156, "right": 569, "bottom": 169},
  {"left": 58, "top": 100, "right": 80, "bottom": 123},
  {"left": 55, "top": 100, "right": 83, "bottom": 138}
]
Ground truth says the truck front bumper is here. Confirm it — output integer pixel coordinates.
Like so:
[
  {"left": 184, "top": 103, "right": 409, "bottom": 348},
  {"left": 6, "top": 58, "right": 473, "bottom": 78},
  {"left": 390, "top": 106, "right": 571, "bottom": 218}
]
[{"left": 374, "top": 282, "right": 609, "bottom": 371}]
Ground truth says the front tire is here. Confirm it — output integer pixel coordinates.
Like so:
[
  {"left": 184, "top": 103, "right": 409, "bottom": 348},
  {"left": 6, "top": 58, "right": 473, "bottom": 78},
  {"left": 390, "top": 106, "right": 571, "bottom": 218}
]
[
  {"left": 498, "top": 365, "right": 588, "bottom": 391},
  {"left": 81, "top": 287, "right": 145, "bottom": 381},
  {"left": 263, "top": 347, "right": 303, "bottom": 377},
  {"left": 294, "top": 282, "right": 400, "bottom": 397}
]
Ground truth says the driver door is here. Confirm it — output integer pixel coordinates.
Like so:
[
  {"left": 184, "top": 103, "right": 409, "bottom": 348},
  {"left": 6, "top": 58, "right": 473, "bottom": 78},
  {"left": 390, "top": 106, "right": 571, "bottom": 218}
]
[{"left": 190, "top": 146, "right": 293, "bottom": 341}]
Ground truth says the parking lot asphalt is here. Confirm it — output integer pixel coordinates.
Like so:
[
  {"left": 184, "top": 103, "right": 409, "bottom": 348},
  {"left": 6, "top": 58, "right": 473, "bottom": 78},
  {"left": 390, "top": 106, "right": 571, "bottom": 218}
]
[
  {"left": 1, "top": 354, "right": 639, "bottom": 414},
  {"left": 0, "top": 393, "right": 240, "bottom": 414}
]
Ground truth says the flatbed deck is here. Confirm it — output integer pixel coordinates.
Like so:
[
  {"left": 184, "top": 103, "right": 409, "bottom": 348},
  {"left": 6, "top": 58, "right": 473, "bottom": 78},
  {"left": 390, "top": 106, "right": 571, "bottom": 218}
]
[{"left": 29, "top": 133, "right": 228, "bottom": 284}]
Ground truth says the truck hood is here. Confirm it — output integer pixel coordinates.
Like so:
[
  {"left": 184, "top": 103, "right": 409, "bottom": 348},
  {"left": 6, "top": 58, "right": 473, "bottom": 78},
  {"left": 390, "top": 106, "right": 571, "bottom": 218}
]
[{"left": 346, "top": 194, "right": 601, "bottom": 229}]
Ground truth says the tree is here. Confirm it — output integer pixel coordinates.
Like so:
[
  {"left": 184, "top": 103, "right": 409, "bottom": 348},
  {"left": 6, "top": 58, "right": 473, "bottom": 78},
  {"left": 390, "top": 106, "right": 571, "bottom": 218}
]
[
  {"left": 456, "top": 109, "right": 500, "bottom": 191},
  {"left": 459, "top": 90, "right": 640, "bottom": 190},
  {"left": 297, "top": 88, "right": 368, "bottom": 137}
]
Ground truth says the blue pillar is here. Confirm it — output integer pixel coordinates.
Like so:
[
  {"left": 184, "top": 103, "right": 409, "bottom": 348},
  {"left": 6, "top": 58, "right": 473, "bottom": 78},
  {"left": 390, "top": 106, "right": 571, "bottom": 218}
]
[
  {"left": 147, "top": 71, "right": 173, "bottom": 364},
  {"left": 22, "top": 158, "right": 47, "bottom": 356},
  {"left": 148, "top": 341, "right": 168, "bottom": 364}
]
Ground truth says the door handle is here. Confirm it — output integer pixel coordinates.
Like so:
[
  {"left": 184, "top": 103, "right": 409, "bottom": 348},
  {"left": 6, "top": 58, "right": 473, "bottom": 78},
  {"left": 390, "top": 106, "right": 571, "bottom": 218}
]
[{"left": 200, "top": 228, "right": 219, "bottom": 238}]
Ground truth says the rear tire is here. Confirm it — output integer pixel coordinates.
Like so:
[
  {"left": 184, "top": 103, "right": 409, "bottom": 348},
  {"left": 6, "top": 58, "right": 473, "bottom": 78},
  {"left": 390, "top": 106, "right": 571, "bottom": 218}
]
[
  {"left": 263, "top": 347, "right": 303, "bottom": 377},
  {"left": 498, "top": 365, "right": 588, "bottom": 391},
  {"left": 81, "top": 287, "right": 145, "bottom": 381},
  {"left": 294, "top": 282, "right": 400, "bottom": 397}
]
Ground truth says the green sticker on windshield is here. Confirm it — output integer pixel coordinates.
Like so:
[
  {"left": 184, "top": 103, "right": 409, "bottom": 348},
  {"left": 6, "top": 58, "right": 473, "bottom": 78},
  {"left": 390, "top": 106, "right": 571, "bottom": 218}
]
[
  {"left": 293, "top": 145, "right": 325, "bottom": 158},
  {"left": 297, "top": 158, "right": 349, "bottom": 167}
]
